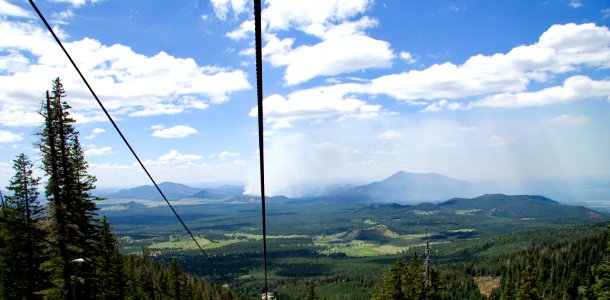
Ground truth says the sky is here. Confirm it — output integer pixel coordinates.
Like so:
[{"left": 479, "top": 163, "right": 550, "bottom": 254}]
[{"left": 1, "top": 0, "right": 609, "bottom": 197}]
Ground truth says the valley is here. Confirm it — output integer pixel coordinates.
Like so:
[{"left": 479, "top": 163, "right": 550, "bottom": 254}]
[{"left": 96, "top": 172, "right": 610, "bottom": 298}]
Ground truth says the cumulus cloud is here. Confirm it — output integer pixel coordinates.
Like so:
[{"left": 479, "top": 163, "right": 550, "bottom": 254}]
[
  {"left": 569, "top": 0, "right": 582, "bottom": 9},
  {"left": 0, "top": 129, "right": 23, "bottom": 143},
  {"left": 0, "top": 0, "right": 33, "bottom": 18},
  {"left": 0, "top": 19, "right": 250, "bottom": 127},
  {"left": 151, "top": 125, "right": 198, "bottom": 138},
  {"left": 226, "top": 0, "right": 391, "bottom": 85},
  {"left": 158, "top": 150, "right": 203, "bottom": 162},
  {"left": 210, "top": 151, "right": 239, "bottom": 160},
  {"left": 423, "top": 99, "right": 465, "bottom": 112},
  {"left": 249, "top": 83, "right": 381, "bottom": 129},
  {"left": 211, "top": 0, "right": 248, "bottom": 20},
  {"left": 472, "top": 76, "right": 610, "bottom": 108},
  {"left": 400, "top": 51, "right": 416, "bottom": 64},
  {"left": 263, "top": 0, "right": 373, "bottom": 32},
  {"left": 371, "top": 23, "right": 610, "bottom": 103},
  {"left": 85, "top": 127, "right": 106, "bottom": 139},
  {"left": 84, "top": 146, "right": 112, "bottom": 156},
  {"left": 263, "top": 16, "right": 394, "bottom": 85},
  {"left": 376, "top": 130, "right": 402, "bottom": 141},
  {"left": 226, "top": 19, "right": 254, "bottom": 40},
  {"left": 549, "top": 114, "right": 591, "bottom": 126}
]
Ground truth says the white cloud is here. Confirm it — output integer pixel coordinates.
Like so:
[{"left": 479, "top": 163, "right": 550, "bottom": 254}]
[
  {"left": 423, "top": 99, "right": 465, "bottom": 112},
  {"left": 249, "top": 83, "right": 381, "bottom": 129},
  {"left": 210, "top": 151, "right": 239, "bottom": 160},
  {"left": 400, "top": 51, "right": 416, "bottom": 64},
  {"left": 227, "top": 1, "right": 391, "bottom": 85},
  {"left": 263, "top": 16, "right": 394, "bottom": 85},
  {"left": 472, "top": 76, "right": 610, "bottom": 108},
  {"left": 371, "top": 23, "right": 610, "bottom": 103},
  {"left": 226, "top": 19, "right": 254, "bottom": 40},
  {"left": 49, "top": 0, "right": 106, "bottom": 7},
  {"left": 52, "top": 9, "right": 75, "bottom": 25},
  {"left": 376, "top": 130, "right": 402, "bottom": 141},
  {"left": 485, "top": 135, "right": 509, "bottom": 147},
  {"left": 549, "top": 114, "right": 591, "bottom": 126},
  {"left": 263, "top": 0, "right": 373, "bottom": 32},
  {"left": 0, "top": 0, "right": 33, "bottom": 18},
  {"left": 84, "top": 127, "right": 106, "bottom": 139},
  {"left": 569, "top": 0, "right": 582, "bottom": 8},
  {"left": 84, "top": 146, "right": 112, "bottom": 156},
  {"left": 0, "top": 129, "right": 23, "bottom": 143},
  {"left": 211, "top": 0, "right": 248, "bottom": 20},
  {"left": 158, "top": 150, "right": 203, "bottom": 162},
  {"left": 269, "top": 33, "right": 394, "bottom": 85},
  {"left": 151, "top": 125, "right": 198, "bottom": 139},
  {"left": 0, "top": 19, "right": 250, "bottom": 127}
]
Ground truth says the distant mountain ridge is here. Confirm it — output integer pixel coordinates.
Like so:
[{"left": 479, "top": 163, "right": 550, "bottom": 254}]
[
  {"left": 103, "top": 182, "right": 244, "bottom": 200},
  {"left": 336, "top": 171, "right": 476, "bottom": 204},
  {"left": 358, "top": 193, "right": 605, "bottom": 220}
]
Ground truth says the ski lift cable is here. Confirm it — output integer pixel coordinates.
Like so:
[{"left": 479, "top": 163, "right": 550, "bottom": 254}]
[
  {"left": 253, "top": 0, "right": 270, "bottom": 298},
  {"left": 27, "top": 0, "right": 226, "bottom": 282}
]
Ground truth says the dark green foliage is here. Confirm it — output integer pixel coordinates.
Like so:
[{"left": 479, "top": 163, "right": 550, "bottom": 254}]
[
  {"left": 372, "top": 253, "right": 445, "bottom": 300},
  {"left": 124, "top": 252, "right": 242, "bottom": 299},
  {"left": 305, "top": 282, "right": 319, "bottom": 300},
  {"left": 94, "top": 217, "right": 127, "bottom": 299},
  {"left": 0, "top": 154, "right": 49, "bottom": 299}
]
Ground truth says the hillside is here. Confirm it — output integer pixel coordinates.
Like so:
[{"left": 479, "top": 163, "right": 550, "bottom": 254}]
[{"left": 439, "top": 194, "right": 605, "bottom": 219}]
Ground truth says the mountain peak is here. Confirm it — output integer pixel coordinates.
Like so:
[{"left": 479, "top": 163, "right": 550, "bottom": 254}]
[{"left": 341, "top": 171, "right": 475, "bottom": 204}]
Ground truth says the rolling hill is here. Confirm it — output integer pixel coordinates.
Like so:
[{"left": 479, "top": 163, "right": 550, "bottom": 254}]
[{"left": 439, "top": 194, "right": 605, "bottom": 219}]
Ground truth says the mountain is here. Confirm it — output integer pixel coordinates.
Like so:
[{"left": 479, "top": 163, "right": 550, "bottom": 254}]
[
  {"left": 337, "top": 171, "right": 475, "bottom": 203},
  {"left": 439, "top": 194, "right": 605, "bottom": 219},
  {"left": 105, "top": 182, "right": 203, "bottom": 200}
]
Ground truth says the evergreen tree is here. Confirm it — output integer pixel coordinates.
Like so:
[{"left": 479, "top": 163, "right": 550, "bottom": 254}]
[
  {"left": 516, "top": 264, "right": 541, "bottom": 300},
  {"left": 94, "top": 217, "right": 126, "bottom": 300},
  {"left": 170, "top": 258, "right": 185, "bottom": 299},
  {"left": 39, "top": 77, "right": 101, "bottom": 298},
  {"left": 501, "top": 271, "right": 516, "bottom": 300},
  {"left": 372, "top": 258, "right": 407, "bottom": 300},
  {"left": 305, "top": 282, "right": 319, "bottom": 300},
  {"left": 0, "top": 154, "right": 49, "bottom": 299}
]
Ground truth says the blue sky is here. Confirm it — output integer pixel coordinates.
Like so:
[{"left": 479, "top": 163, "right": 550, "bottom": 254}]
[{"left": 1, "top": 0, "right": 609, "bottom": 197}]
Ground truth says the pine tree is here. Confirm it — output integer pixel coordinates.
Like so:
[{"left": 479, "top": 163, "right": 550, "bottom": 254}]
[
  {"left": 305, "top": 282, "right": 319, "bottom": 300},
  {"left": 170, "top": 258, "right": 185, "bottom": 299},
  {"left": 516, "top": 264, "right": 541, "bottom": 300},
  {"left": 39, "top": 77, "right": 101, "bottom": 298},
  {"left": 372, "top": 258, "right": 407, "bottom": 300},
  {"left": 0, "top": 154, "right": 49, "bottom": 299},
  {"left": 501, "top": 271, "right": 516, "bottom": 300},
  {"left": 94, "top": 217, "right": 126, "bottom": 300}
]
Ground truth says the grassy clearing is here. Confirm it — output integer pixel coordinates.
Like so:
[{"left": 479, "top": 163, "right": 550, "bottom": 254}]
[
  {"left": 148, "top": 236, "right": 242, "bottom": 250},
  {"left": 474, "top": 276, "right": 501, "bottom": 297},
  {"left": 226, "top": 233, "right": 309, "bottom": 240},
  {"left": 447, "top": 228, "right": 476, "bottom": 233}
]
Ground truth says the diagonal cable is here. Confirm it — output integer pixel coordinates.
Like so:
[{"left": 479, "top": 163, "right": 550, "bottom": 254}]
[
  {"left": 253, "top": 0, "right": 269, "bottom": 298},
  {"left": 28, "top": 0, "right": 226, "bottom": 282}
]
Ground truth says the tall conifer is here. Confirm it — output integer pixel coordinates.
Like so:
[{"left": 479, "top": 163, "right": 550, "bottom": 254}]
[{"left": 0, "top": 154, "right": 49, "bottom": 299}]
